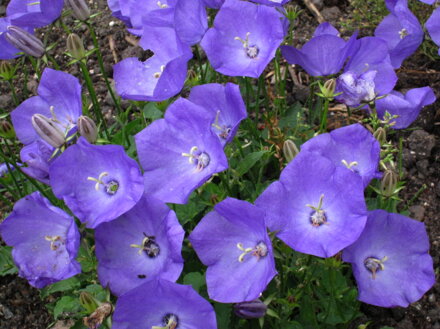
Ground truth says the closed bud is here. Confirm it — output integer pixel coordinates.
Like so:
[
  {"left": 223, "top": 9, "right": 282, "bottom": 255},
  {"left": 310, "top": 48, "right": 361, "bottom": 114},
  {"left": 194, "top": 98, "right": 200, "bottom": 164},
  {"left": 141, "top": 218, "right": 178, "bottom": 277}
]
[
  {"left": 234, "top": 299, "right": 267, "bottom": 319},
  {"left": 67, "top": 0, "right": 91, "bottom": 21},
  {"left": 0, "top": 61, "right": 14, "bottom": 80},
  {"left": 323, "top": 78, "right": 336, "bottom": 96},
  {"left": 83, "top": 302, "right": 113, "bottom": 329},
  {"left": 79, "top": 292, "right": 99, "bottom": 314},
  {"left": 381, "top": 167, "right": 398, "bottom": 197},
  {"left": 78, "top": 115, "right": 98, "bottom": 143},
  {"left": 31, "top": 114, "right": 65, "bottom": 148},
  {"left": 67, "top": 33, "right": 86, "bottom": 60},
  {"left": 5, "top": 26, "right": 45, "bottom": 58},
  {"left": 283, "top": 139, "right": 299, "bottom": 163},
  {"left": 373, "top": 127, "right": 387, "bottom": 145},
  {"left": 0, "top": 120, "right": 15, "bottom": 139}
]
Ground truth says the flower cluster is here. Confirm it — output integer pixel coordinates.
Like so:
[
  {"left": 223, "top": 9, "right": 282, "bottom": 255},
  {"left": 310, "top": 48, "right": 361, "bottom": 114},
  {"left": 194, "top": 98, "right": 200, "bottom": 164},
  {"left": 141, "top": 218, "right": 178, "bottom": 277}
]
[{"left": 0, "top": 0, "right": 438, "bottom": 327}]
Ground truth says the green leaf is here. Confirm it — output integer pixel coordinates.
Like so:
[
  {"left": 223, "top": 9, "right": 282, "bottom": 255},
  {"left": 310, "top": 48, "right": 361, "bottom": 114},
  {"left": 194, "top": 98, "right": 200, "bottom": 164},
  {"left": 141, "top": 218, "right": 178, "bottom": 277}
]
[
  {"left": 40, "top": 276, "right": 81, "bottom": 299},
  {"left": 53, "top": 296, "right": 82, "bottom": 319},
  {"left": 0, "top": 246, "right": 17, "bottom": 276},
  {"left": 214, "top": 303, "right": 231, "bottom": 329},
  {"left": 236, "top": 151, "right": 269, "bottom": 176},
  {"left": 143, "top": 103, "right": 163, "bottom": 120},
  {"left": 183, "top": 272, "right": 205, "bottom": 293}
]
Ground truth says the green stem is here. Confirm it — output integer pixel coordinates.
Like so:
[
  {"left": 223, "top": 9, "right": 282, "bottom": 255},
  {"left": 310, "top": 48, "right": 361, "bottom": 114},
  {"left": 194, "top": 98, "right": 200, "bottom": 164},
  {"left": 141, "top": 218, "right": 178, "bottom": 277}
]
[
  {"left": 79, "top": 60, "right": 109, "bottom": 138},
  {"left": 7, "top": 80, "right": 19, "bottom": 106},
  {"left": 46, "top": 53, "right": 61, "bottom": 71},
  {"left": 319, "top": 97, "right": 330, "bottom": 133},
  {"left": 28, "top": 56, "right": 41, "bottom": 79},
  {"left": 86, "top": 22, "right": 122, "bottom": 115}
]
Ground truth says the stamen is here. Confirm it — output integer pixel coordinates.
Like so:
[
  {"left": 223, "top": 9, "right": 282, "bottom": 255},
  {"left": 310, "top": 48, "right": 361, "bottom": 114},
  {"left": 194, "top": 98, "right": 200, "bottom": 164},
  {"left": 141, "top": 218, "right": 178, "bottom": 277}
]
[
  {"left": 237, "top": 242, "right": 268, "bottom": 262},
  {"left": 130, "top": 233, "right": 160, "bottom": 258},
  {"left": 157, "top": 1, "right": 169, "bottom": 8},
  {"left": 364, "top": 256, "right": 388, "bottom": 279},
  {"left": 399, "top": 28, "right": 408, "bottom": 39},
  {"left": 212, "top": 110, "right": 222, "bottom": 130},
  {"left": 87, "top": 172, "right": 109, "bottom": 191},
  {"left": 181, "top": 146, "right": 199, "bottom": 164},
  {"left": 234, "top": 32, "right": 251, "bottom": 47},
  {"left": 152, "top": 314, "right": 178, "bottom": 329},
  {"left": 306, "top": 194, "right": 327, "bottom": 227},
  {"left": 341, "top": 160, "right": 358, "bottom": 170},
  {"left": 153, "top": 65, "right": 166, "bottom": 78},
  {"left": 45, "top": 235, "right": 62, "bottom": 251}
]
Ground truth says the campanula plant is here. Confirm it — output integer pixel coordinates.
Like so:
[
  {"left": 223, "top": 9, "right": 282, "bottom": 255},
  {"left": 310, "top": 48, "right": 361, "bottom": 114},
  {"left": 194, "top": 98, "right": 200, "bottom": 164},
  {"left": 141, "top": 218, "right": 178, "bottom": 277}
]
[{"left": 0, "top": 0, "right": 438, "bottom": 328}]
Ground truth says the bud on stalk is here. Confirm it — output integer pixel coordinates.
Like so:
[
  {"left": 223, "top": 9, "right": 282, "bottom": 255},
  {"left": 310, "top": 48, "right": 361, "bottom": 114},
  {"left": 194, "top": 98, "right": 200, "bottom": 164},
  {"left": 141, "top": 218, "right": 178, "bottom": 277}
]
[
  {"left": 0, "top": 120, "right": 15, "bottom": 139},
  {"left": 5, "top": 26, "right": 45, "bottom": 58},
  {"left": 78, "top": 115, "right": 98, "bottom": 143},
  {"left": 373, "top": 127, "right": 387, "bottom": 145},
  {"left": 381, "top": 167, "right": 398, "bottom": 198},
  {"left": 67, "top": 33, "right": 86, "bottom": 60},
  {"left": 234, "top": 299, "right": 267, "bottom": 319},
  {"left": 67, "top": 0, "right": 91, "bottom": 21},
  {"left": 283, "top": 139, "right": 299, "bottom": 163},
  {"left": 31, "top": 114, "right": 65, "bottom": 148}
]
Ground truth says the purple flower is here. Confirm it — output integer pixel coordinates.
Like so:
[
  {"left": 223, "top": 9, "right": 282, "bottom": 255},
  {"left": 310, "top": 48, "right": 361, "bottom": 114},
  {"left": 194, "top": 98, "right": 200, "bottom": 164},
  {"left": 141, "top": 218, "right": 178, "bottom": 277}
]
[
  {"left": 174, "top": 0, "right": 208, "bottom": 46},
  {"left": 6, "top": 0, "right": 64, "bottom": 28},
  {"left": 281, "top": 22, "right": 358, "bottom": 77},
  {"left": 200, "top": 0, "right": 286, "bottom": 78},
  {"left": 189, "top": 198, "right": 276, "bottom": 303},
  {"left": 107, "top": 0, "right": 132, "bottom": 27},
  {"left": 342, "top": 210, "right": 435, "bottom": 307},
  {"left": 20, "top": 140, "right": 54, "bottom": 184},
  {"left": 375, "top": 0, "right": 423, "bottom": 68},
  {"left": 250, "top": 0, "right": 291, "bottom": 5},
  {"left": 114, "top": 26, "right": 192, "bottom": 102},
  {"left": 11, "top": 68, "right": 82, "bottom": 146},
  {"left": 112, "top": 279, "right": 217, "bottom": 329},
  {"left": 256, "top": 151, "right": 367, "bottom": 258},
  {"left": 202, "top": 0, "right": 224, "bottom": 8},
  {"left": 188, "top": 83, "right": 247, "bottom": 146},
  {"left": 50, "top": 137, "right": 144, "bottom": 228},
  {"left": 300, "top": 124, "right": 381, "bottom": 187},
  {"left": 343, "top": 37, "right": 397, "bottom": 97},
  {"left": 0, "top": 192, "right": 81, "bottom": 288},
  {"left": 135, "top": 98, "right": 228, "bottom": 204},
  {"left": 426, "top": 7, "right": 440, "bottom": 55},
  {"left": 95, "top": 194, "right": 184, "bottom": 296},
  {"left": 375, "top": 87, "right": 436, "bottom": 129},
  {"left": 336, "top": 71, "right": 377, "bottom": 107}
]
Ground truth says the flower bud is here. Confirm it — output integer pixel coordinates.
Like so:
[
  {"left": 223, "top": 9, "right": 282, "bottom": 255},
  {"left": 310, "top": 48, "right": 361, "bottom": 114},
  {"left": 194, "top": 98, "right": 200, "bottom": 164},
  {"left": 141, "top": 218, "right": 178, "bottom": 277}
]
[
  {"left": 67, "top": 0, "right": 91, "bottom": 21},
  {"left": 31, "top": 114, "right": 65, "bottom": 148},
  {"left": 5, "top": 26, "right": 45, "bottom": 58},
  {"left": 234, "top": 299, "right": 267, "bottom": 319},
  {"left": 0, "top": 120, "right": 15, "bottom": 139},
  {"left": 83, "top": 302, "right": 113, "bottom": 329},
  {"left": 381, "top": 167, "right": 398, "bottom": 197},
  {"left": 283, "top": 139, "right": 299, "bottom": 163},
  {"left": 78, "top": 116, "right": 98, "bottom": 143},
  {"left": 67, "top": 33, "right": 86, "bottom": 61},
  {"left": 373, "top": 127, "right": 387, "bottom": 145},
  {"left": 0, "top": 61, "right": 14, "bottom": 80},
  {"left": 79, "top": 292, "right": 99, "bottom": 314},
  {"left": 323, "top": 78, "right": 336, "bottom": 96}
]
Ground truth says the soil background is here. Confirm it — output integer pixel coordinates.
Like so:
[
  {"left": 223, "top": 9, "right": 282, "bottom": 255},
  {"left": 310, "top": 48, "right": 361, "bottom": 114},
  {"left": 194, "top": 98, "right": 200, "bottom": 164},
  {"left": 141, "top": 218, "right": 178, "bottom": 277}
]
[{"left": 0, "top": 0, "right": 439, "bottom": 328}]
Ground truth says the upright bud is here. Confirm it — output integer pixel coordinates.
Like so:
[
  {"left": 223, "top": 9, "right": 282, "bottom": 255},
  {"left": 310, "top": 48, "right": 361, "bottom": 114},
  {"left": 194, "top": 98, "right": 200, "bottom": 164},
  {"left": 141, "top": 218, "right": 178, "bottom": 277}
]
[
  {"left": 67, "top": 33, "right": 86, "bottom": 60},
  {"left": 78, "top": 115, "right": 98, "bottom": 143},
  {"left": 373, "top": 127, "right": 387, "bottom": 145},
  {"left": 0, "top": 61, "right": 14, "bottom": 80},
  {"left": 234, "top": 299, "right": 267, "bottom": 319},
  {"left": 381, "top": 167, "right": 398, "bottom": 198},
  {"left": 283, "top": 139, "right": 299, "bottom": 163},
  {"left": 5, "top": 26, "right": 45, "bottom": 58},
  {"left": 67, "top": 0, "right": 91, "bottom": 21},
  {"left": 323, "top": 78, "right": 336, "bottom": 96},
  {"left": 0, "top": 120, "right": 15, "bottom": 139},
  {"left": 79, "top": 292, "right": 99, "bottom": 314},
  {"left": 31, "top": 114, "right": 65, "bottom": 148}
]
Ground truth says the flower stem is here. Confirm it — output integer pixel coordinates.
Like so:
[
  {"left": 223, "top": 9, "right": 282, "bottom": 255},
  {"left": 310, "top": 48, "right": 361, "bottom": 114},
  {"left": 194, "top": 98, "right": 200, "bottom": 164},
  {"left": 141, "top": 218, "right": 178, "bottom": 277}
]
[
  {"left": 78, "top": 60, "right": 109, "bottom": 138},
  {"left": 86, "top": 22, "right": 122, "bottom": 115},
  {"left": 319, "top": 97, "right": 330, "bottom": 133}
]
